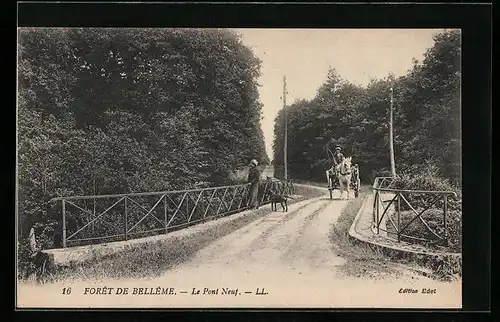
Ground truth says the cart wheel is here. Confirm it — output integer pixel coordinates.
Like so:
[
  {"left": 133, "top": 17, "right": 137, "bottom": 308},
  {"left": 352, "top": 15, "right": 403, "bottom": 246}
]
[{"left": 355, "top": 180, "right": 360, "bottom": 198}]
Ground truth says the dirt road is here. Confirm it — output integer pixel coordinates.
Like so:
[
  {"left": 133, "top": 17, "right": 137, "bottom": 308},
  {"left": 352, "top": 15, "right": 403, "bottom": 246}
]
[{"left": 17, "top": 189, "right": 461, "bottom": 308}]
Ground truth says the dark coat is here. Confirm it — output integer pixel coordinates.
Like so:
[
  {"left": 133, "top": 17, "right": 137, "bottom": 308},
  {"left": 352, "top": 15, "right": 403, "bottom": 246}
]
[
  {"left": 333, "top": 152, "right": 344, "bottom": 165},
  {"left": 247, "top": 166, "right": 260, "bottom": 185}
]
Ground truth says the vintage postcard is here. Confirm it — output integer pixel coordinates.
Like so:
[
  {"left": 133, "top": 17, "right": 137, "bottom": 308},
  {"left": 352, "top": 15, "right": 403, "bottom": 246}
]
[{"left": 16, "top": 27, "right": 462, "bottom": 309}]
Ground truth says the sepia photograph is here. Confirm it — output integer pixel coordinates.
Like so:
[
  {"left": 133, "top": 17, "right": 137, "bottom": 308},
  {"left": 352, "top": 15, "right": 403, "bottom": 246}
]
[{"left": 16, "top": 27, "right": 462, "bottom": 308}]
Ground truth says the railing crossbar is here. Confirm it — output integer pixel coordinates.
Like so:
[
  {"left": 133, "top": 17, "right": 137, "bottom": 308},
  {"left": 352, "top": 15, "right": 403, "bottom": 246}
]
[
  {"left": 377, "top": 194, "right": 398, "bottom": 227},
  {"left": 186, "top": 193, "right": 198, "bottom": 207},
  {"left": 238, "top": 186, "right": 248, "bottom": 209},
  {"left": 67, "top": 233, "right": 125, "bottom": 243},
  {"left": 166, "top": 194, "right": 188, "bottom": 220},
  {"left": 228, "top": 186, "right": 240, "bottom": 211},
  {"left": 376, "top": 187, "right": 456, "bottom": 196},
  {"left": 67, "top": 196, "right": 125, "bottom": 240},
  {"left": 65, "top": 199, "right": 120, "bottom": 232},
  {"left": 216, "top": 187, "right": 229, "bottom": 216},
  {"left": 220, "top": 194, "right": 231, "bottom": 214},
  {"left": 127, "top": 195, "right": 166, "bottom": 233},
  {"left": 166, "top": 192, "right": 188, "bottom": 227},
  {"left": 386, "top": 211, "right": 399, "bottom": 233},
  {"left": 398, "top": 194, "right": 443, "bottom": 239},
  {"left": 65, "top": 199, "right": 93, "bottom": 217},
  {"left": 203, "top": 189, "right": 218, "bottom": 219},
  {"left": 125, "top": 196, "right": 166, "bottom": 228},
  {"left": 51, "top": 183, "right": 251, "bottom": 201},
  {"left": 187, "top": 190, "right": 204, "bottom": 223}
]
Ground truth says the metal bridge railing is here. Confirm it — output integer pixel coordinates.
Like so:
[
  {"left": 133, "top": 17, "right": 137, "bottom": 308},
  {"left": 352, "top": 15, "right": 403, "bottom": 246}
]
[
  {"left": 372, "top": 176, "right": 458, "bottom": 247},
  {"left": 24, "top": 180, "right": 294, "bottom": 249}
]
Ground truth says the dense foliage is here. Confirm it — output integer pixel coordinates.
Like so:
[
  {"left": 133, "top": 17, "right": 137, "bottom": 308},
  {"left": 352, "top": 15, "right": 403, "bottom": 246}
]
[
  {"left": 18, "top": 28, "right": 269, "bottom": 241},
  {"left": 389, "top": 162, "right": 462, "bottom": 252},
  {"left": 273, "top": 30, "right": 461, "bottom": 187},
  {"left": 272, "top": 30, "right": 461, "bottom": 253}
]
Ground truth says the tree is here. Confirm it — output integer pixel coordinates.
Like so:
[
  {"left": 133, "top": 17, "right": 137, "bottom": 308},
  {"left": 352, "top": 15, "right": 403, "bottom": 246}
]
[
  {"left": 17, "top": 27, "right": 269, "bottom": 248},
  {"left": 272, "top": 30, "right": 461, "bottom": 185},
  {"left": 395, "top": 30, "right": 461, "bottom": 185}
]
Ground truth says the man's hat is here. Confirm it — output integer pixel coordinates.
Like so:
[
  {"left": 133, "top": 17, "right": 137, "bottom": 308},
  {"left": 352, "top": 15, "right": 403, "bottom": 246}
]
[
  {"left": 250, "top": 159, "right": 258, "bottom": 166},
  {"left": 335, "top": 146, "right": 341, "bottom": 150}
]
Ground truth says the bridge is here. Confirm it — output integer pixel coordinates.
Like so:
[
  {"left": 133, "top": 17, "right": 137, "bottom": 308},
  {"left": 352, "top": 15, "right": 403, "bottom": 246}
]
[
  {"left": 23, "top": 173, "right": 293, "bottom": 249},
  {"left": 19, "top": 179, "right": 461, "bottom": 308},
  {"left": 18, "top": 173, "right": 461, "bottom": 308},
  {"left": 24, "top": 169, "right": 456, "bottom": 251}
]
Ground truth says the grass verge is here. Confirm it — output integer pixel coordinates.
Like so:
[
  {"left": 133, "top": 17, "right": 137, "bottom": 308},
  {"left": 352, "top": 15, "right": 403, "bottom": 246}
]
[
  {"left": 28, "top": 184, "right": 324, "bottom": 284},
  {"left": 328, "top": 185, "right": 405, "bottom": 280}
]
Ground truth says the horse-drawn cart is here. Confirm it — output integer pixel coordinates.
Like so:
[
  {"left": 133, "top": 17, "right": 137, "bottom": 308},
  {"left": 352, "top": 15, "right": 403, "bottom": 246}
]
[{"left": 326, "top": 160, "right": 360, "bottom": 199}]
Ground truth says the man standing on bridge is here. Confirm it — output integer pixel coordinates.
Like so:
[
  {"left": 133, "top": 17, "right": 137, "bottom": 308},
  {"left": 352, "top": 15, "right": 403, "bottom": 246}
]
[{"left": 247, "top": 159, "right": 260, "bottom": 209}]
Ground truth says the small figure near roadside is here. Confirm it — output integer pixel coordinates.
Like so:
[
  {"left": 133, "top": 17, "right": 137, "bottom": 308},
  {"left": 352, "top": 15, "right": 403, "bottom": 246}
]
[{"left": 247, "top": 159, "right": 260, "bottom": 209}]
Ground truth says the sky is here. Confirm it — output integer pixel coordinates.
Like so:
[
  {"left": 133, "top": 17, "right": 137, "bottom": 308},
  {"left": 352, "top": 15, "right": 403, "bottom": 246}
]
[{"left": 234, "top": 29, "right": 446, "bottom": 159}]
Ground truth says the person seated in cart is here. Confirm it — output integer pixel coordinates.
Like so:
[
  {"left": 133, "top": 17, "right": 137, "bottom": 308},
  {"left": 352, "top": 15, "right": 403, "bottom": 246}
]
[
  {"left": 326, "top": 146, "right": 345, "bottom": 188},
  {"left": 332, "top": 146, "right": 345, "bottom": 175}
]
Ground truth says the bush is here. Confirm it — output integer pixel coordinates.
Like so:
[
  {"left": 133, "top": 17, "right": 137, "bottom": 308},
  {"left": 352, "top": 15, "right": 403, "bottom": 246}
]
[
  {"left": 431, "top": 254, "right": 462, "bottom": 279},
  {"left": 370, "top": 168, "right": 393, "bottom": 183},
  {"left": 228, "top": 168, "right": 249, "bottom": 185},
  {"left": 387, "top": 161, "right": 462, "bottom": 251},
  {"left": 394, "top": 162, "right": 458, "bottom": 191},
  {"left": 392, "top": 162, "right": 462, "bottom": 211},
  {"left": 18, "top": 238, "right": 36, "bottom": 279},
  {"left": 398, "top": 209, "right": 461, "bottom": 252}
]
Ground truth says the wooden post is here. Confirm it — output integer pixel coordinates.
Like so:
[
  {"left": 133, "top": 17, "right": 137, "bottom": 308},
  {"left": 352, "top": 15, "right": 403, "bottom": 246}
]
[
  {"left": 62, "top": 200, "right": 67, "bottom": 248},
  {"left": 443, "top": 195, "right": 448, "bottom": 246},
  {"left": 124, "top": 197, "right": 128, "bottom": 240},
  {"left": 376, "top": 191, "right": 380, "bottom": 234},
  {"left": 164, "top": 195, "right": 168, "bottom": 233},
  {"left": 389, "top": 87, "right": 396, "bottom": 177},
  {"left": 283, "top": 75, "right": 288, "bottom": 180},
  {"left": 92, "top": 177, "right": 96, "bottom": 233},
  {"left": 372, "top": 191, "right": 377, "bottom": 228},
  {"left": 397, "top": 193, "right": 401, "bottom": 242}
]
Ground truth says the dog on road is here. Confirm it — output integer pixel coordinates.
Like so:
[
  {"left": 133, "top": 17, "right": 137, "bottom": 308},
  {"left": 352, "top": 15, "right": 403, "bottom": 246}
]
[{"left": 269, "top": 190, "right": 294, "bottom": 212}]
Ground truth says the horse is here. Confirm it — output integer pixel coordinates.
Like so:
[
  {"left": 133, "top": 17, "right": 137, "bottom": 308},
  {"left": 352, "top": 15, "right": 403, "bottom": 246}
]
[{"left": 337, "top": 157, "right": 353, "bottom": 199}]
